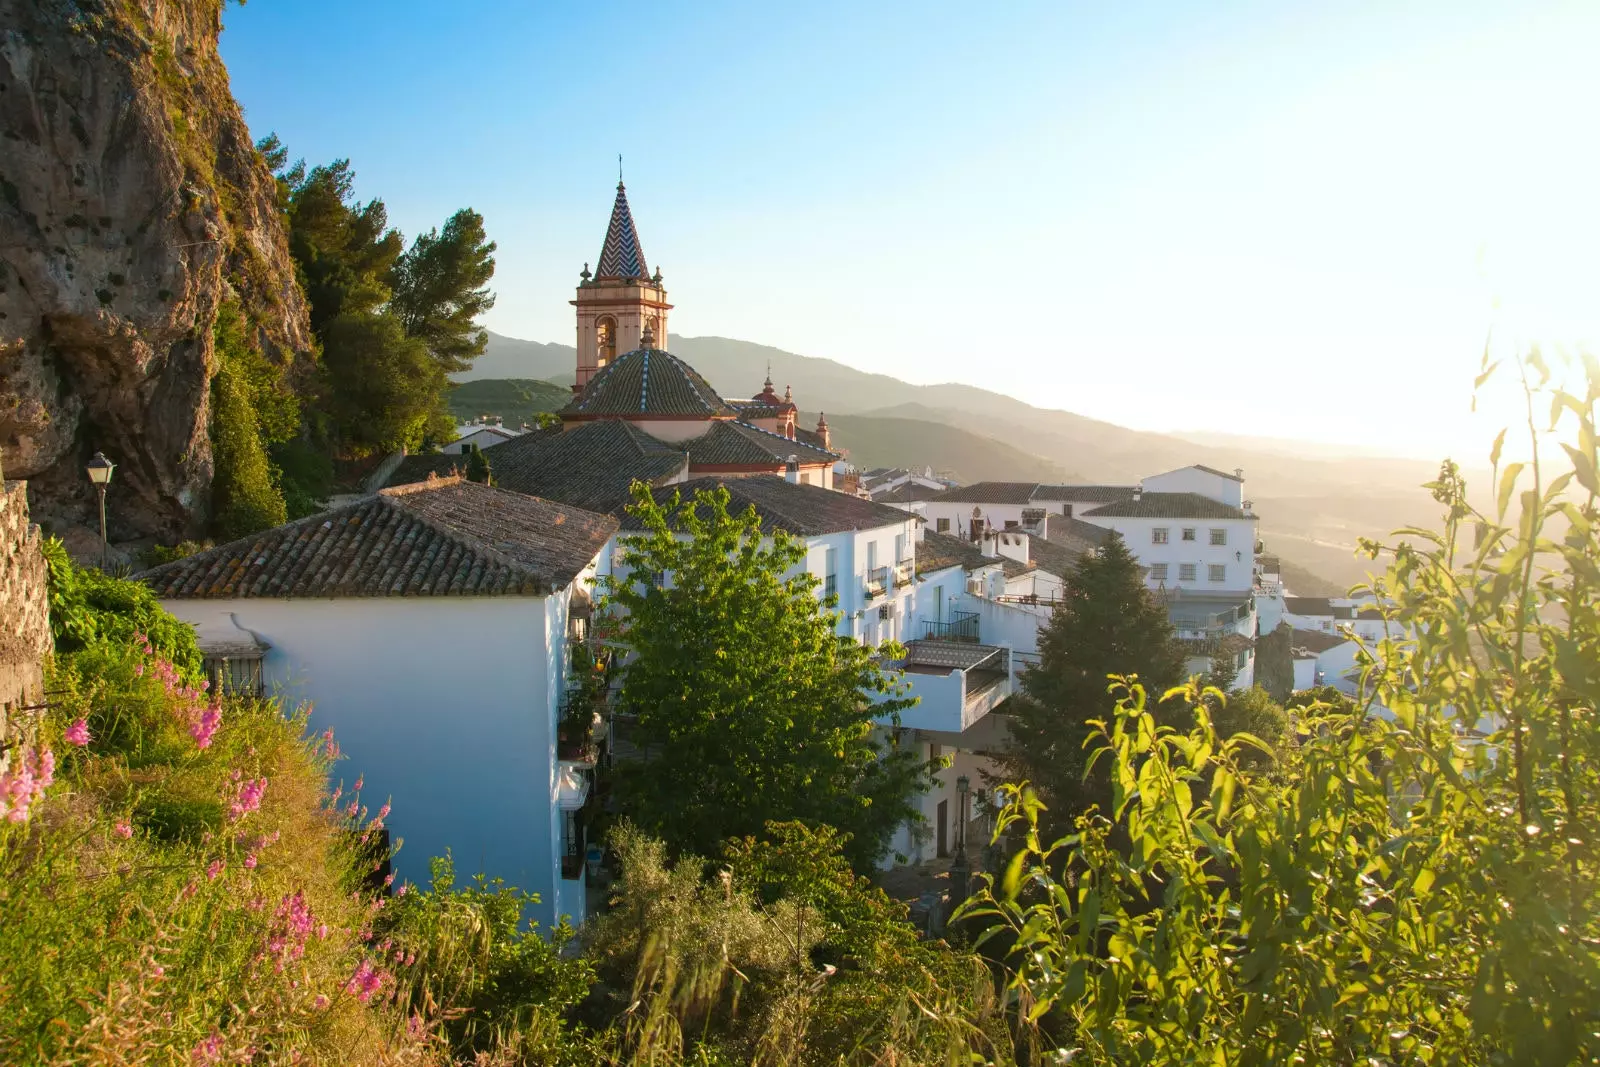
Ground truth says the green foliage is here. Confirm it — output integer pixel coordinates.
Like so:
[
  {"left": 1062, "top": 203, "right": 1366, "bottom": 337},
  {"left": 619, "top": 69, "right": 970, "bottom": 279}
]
[
  {"left": 464, "top": 442, "right": 492, "bottom": 485},
  {"left": 390, "top": 208, "right": 498, "bottom": 374},
  {"left": 318, "top": 312, "right": 451, "bottom": 456},
  {"left": 42, "top": 536, "right": 201, "bottom": 675},
  {"left": 992, "top": 532, "right": 1186, "bottom": 835},
  {"left": 210, "top": 300, "right": 290, "bottom": 540},
  {"left": 269, "top": 438, "right": 337, "bottom": 519},
  {"left": 958, "top": 351, "right": 1600, "bottom": 1065},
  {"left": 383, "top": 853, "right": 593, "bottom": 1062},
  {"left": 1208, "top": 684, "right": 1289, "bottom": 759},
  {"left": 1253, "top": 620, "right": 1296, "bottom": 701},
  {"left": 446, "top": 378, "right": 570, "bottom": 428},
  {"left": 585, "top": 821, "right": 1006, "bottom": 1066},
  {"left": 602, "top": 484, "right": 930, "bottom": 871},
  {"left": 263, "top": 140, "right": 496, "bottom": 461}
]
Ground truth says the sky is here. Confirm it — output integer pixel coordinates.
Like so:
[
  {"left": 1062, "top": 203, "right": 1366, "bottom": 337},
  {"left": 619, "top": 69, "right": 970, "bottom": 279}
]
[{"left": 219, "top": 1, "right": 1600, "bottom": 459}]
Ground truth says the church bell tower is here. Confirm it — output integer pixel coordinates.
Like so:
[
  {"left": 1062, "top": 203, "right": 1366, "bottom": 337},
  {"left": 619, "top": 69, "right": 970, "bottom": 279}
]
[{"left": 571, "top": 178, "right": 673, "bottom": 392}]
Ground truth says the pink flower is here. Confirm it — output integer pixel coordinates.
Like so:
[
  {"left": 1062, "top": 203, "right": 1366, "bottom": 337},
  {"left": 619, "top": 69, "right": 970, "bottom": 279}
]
[
  {"left": 265, "top": 891, "right": 315, "bottom": 968},
  {"left": 313, "top": 994, "right": 329, "bottom": 1010},
  {"left": 206, "top": 859, "right": 225, "bottom": 881},
  {"left": 244, "top": 853, "right": 258, "bottom": 870},
  {"left": 0, "top": 745, "right": 55, "bottom": 823},
  {"left": 134, "top": 663, "right": 144, "bottom": 677},
  {"left": 150, "top": 963, "right": 165, "bottom": 979},
  {"left": 228, "top": 777, "right": 267, "bottom": 821},
  {"left": 64, "top": 718, "right": 91, "bottom": 747},
  {"left": 316, "top": 923, "right": 329, "bottom": 940},
  {"left": 189, "top": 704, "right": 222, "bottom": 749},
  {"left": 344, "top": 959, "right": 388, "bottom": 1004},
  {"left": 353, "top": 776, "right": 363, "bottom": 792},
  {"left": 396, "top": 884, "right": 408, "bottom": 898},
  {"left": 383, "top": 872, "right": 394, "bottom": 887},
  {"left": 192, "top": 1032, "right": 224, "bottom": 1065},
  {"left": 376, "top": 802, "right": 391, "bottom": 820},
  {"left": 114, "top": 821, "right": 133, "bottom": 839}
]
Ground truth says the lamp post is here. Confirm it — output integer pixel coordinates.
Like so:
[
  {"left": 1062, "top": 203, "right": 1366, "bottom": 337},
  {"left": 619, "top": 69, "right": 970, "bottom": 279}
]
[{"left": 86, "top": 452, "right": 115, "bottom": 570}]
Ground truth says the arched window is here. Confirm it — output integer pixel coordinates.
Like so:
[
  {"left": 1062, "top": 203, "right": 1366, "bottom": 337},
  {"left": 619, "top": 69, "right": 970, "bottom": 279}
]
[{"left": 596, "top": 317, "right": 617, "bottom": 367}]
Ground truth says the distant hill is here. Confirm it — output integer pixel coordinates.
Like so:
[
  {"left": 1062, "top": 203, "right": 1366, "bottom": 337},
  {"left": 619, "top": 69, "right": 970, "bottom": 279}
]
[
  {"left": 470, "top": 330, "right": 1466, "bottom": 590},
  {"left": 446, "top": 378, "right": 569, "bottom": 427},
  {"left": 815, "top": 413, "right": 1080, "bottom": 485}
]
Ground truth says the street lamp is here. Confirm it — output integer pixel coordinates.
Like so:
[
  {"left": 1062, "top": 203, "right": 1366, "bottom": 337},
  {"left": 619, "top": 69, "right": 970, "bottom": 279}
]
[{"left": 86, "top": 452, "right": 115, "bottom": 569}]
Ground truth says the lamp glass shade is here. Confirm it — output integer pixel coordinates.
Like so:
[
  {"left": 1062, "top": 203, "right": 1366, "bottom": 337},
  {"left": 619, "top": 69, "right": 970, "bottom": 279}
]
[
  {"left": 956, "top": 775, "right": 970, "bottom": 795},
  {"left": 86, "top": 452, "right": 115, "bottom": 485}
]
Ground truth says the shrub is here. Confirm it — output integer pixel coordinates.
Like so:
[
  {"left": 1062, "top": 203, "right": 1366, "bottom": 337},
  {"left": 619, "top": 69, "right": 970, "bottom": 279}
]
[
  {"left": 210, "top": 300, "right": 291, "bottom": 541},
  {"left": 43, "top": 536, "right": 202, "bottom": 676}
]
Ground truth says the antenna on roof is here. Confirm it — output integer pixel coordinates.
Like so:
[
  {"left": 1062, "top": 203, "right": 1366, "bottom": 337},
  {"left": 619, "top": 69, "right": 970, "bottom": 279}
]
[{"left": 618, "top": 153, "right": 623, "bottom": 183}]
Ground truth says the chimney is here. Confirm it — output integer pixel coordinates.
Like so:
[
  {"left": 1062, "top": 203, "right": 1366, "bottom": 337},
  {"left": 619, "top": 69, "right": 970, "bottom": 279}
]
[
  {"left": 1132, "top": 484, "right": 1143, "bottom": 503},
  {"left": 816, "top": 412, "right": 831, "bottom": 450},
  {"left": 1234, "top": 467, "right": 1244, "bottom": 480},
  {"left": 785, "top": 455, "right": 800, "bottom": 483}
]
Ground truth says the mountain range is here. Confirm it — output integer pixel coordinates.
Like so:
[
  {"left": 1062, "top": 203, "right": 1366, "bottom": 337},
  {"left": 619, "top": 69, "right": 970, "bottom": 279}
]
[{"left": 464, "top": 330, "right": 1466, "bottom": 590}]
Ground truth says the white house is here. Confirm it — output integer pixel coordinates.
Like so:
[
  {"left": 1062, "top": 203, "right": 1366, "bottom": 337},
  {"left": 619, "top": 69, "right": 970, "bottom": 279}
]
[
  {"left": 140, "top": 477, "right": 619, "bottom": 931},
  {"left": 443, "top": 424, "right": 521, "bottom": 454}
]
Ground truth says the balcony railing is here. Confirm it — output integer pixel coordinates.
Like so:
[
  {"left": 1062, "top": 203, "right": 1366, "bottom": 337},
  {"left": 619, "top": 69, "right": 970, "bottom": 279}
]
[
  {"left": 893, "top": 559, "right": 915, "bottom": 588},
  {"left": 864, "top": 566, "right": 889, "bottom": 599},
  {"left": 921, "top": 610, "right": 980, "bottom": 643},
  {"left": 992, "top": 593, "right": 1065, "bottom": 608}
]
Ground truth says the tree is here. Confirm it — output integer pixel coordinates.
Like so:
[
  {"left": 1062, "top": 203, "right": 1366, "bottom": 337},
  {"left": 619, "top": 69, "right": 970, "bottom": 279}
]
[
  {"left": 463, "top": 443, "right": 492, "bottom": 485},
  {"left": 957, "top": 352, "right": 1600, "bottom": 1065},
  {"left": 1253, "top": 621, "right": 1296, "bottom": 701},
  {"left": 390, "top": 208, "right": 497, "bottom": 374},
  {"left": 992, "top": 533, "right": 1185, "bottom": 830},
  {"left": 602, "top": 484, "right": 930, "bottom": 871},
  {"left": 317, "top": 313, "right": 450, "bottom": 456}
]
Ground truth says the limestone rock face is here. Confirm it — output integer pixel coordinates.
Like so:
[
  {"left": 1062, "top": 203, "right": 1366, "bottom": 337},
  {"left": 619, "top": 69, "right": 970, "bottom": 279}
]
[{"left": 0, "top": 0, "right": 310, "bottom": 539}]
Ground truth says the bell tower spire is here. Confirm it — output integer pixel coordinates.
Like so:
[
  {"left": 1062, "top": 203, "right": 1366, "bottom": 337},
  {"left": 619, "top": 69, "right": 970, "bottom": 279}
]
[{"left": 571, "top": 171, "right": 673, "bottom": 393}]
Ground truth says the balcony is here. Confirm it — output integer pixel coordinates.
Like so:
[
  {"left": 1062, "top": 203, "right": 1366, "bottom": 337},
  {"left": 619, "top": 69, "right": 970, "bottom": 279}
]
[
  {"left": 878, "top": 640, "right": 1012, "bottom": 734},
  {"left": 864, "top": 566, "right": 889, "bottom": 599},
  {"left": 893, "top": 559, "right": 915, "bottom": 588},
  {"left": 920, "top": 609, "right": 980, "bottom": 643}
]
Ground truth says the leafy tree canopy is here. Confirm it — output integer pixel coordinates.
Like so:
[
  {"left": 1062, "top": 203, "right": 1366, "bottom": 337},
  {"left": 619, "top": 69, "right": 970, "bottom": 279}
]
[
  {"left": 391, "top": 208, "right": 497, "bottom": 374},
  {"left": 602, "top": 484, "right": 931, "bottom": 871}
]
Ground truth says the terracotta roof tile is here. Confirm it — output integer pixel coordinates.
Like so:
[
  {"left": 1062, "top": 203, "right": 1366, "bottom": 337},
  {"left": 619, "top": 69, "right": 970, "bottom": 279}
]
[
  {"left": 140, "top": 478, "right": 617, "bottom": 599},
  {"left": 561, "top": 347, "right": 735, "bottom": 418},
  {"left": 1082, "top": 492, "right": 1254, "bottom": 520}
]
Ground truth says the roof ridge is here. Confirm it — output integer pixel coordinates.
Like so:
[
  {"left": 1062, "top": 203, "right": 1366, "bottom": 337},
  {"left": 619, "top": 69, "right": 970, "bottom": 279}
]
[
  {"left": 727, "top": 418, "right": 839, "bottom": 458},
  {"left": 373, "top": 482, "right": 546, "bottom": 589}
]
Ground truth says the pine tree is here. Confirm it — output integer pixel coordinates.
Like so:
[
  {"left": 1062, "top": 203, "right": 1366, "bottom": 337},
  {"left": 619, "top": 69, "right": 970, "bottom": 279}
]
[
  {"left": 463, "top": 443, "right": 492, "bottom": 485},
  {"left": 390, "top": 209, "right": 498, "bottom": 374},
  {"left": 992, "top": 532, "right": 1185, "bottom": 830}
]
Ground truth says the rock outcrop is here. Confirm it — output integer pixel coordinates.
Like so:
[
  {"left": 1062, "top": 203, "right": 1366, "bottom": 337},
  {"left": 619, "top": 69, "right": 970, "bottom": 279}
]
[{"left": 0, "top": 0, "right": 311, "bottom": 540}]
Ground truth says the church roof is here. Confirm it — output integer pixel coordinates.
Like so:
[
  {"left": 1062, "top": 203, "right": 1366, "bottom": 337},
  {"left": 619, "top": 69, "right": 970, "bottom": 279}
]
[
  {"left": 684, "top": 421, "right": 838, "bottom": 468},
  {"left": 561, "top": 345, "right": 737, "bottom": 419},
  {"left": 595, "top": 182, "right": 649, "bottom": 280}
]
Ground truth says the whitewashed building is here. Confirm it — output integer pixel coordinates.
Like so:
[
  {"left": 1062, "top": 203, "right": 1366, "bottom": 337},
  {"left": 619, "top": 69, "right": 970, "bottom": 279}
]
[{"left": 141, "top": 478, "right": 619, "bottom": 931}]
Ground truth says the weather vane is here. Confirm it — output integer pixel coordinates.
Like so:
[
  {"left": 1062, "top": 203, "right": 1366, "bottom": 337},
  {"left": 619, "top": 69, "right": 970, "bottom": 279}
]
[{"left": 618, "top": 153, "right": 623, "bottom": 183}]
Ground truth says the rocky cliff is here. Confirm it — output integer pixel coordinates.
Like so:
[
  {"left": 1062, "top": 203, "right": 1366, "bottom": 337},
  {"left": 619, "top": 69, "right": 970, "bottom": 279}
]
[{"left": 0, "top": 0, "right": 310, "bottom": 541}]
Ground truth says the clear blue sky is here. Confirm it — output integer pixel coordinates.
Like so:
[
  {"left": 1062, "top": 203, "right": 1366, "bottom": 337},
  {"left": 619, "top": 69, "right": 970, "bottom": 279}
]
[{"left": 220, "top": 1, "right": 1600, "bottom": 457}]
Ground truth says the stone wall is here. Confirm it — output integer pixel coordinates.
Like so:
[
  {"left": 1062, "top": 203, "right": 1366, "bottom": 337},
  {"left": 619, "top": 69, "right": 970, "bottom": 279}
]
[{"left": 0, "top": 469, "right": 52, "bottom": 739}]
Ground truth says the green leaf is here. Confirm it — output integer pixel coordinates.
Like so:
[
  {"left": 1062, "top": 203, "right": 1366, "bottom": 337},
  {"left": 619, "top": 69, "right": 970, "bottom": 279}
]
[
  {"left": 1489, "top": 427, "right": 1507, "bottom": 469},
  {"left": 1562, "top": 443, "right": 1599, "bottom": 496},
  {"left": 1001, "top": 849, "right": 1028, "bottom": 902},
  {"left": 1497, "top": 462, "right": 1524, "bottom": 519}
]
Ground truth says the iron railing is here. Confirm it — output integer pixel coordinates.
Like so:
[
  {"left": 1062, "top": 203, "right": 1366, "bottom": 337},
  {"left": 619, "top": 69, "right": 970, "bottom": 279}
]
[{"left": 921, "top": 610, "right": 980, "bottom": 643}]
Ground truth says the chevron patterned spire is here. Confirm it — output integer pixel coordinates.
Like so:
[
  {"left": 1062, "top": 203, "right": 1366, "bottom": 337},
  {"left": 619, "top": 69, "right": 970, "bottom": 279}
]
[{"left": 594, "top": 181, "right": 649, "bottom": 280}]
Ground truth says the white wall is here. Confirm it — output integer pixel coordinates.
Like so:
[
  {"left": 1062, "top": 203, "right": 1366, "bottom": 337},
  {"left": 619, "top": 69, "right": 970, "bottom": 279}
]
[
  {"left": 1143, "top": 466, "right": 1245, "bottom": 508},
  {"left": 1078, "top": 514, "right": 1257, "bottom": 594},
  {"left": 921, "top": 500, "right": 1032, "bottom": 539},
  {"left": 161, "top": 595, "right": 581, "bottom": 931}
]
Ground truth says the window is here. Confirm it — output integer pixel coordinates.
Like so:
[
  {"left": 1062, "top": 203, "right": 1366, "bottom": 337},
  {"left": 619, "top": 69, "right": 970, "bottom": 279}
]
[
  {"left": 1178, "top": 563, "right": 1197, "bottom": 582},
  {"left": 936, "top": 518, "right": 950, "bottom": 533},
  {"left": 895, "top": 533, "right": 906, "bottom": 562},
  {"left": 1153, "top": 527, "right": 1170, "bottom": 544},
  {"left": 1003, "top": 520, "right": 1019, "bottom": 530},
  {"left": 1061, "top": 504, "right": 1074, "bottom": 517},
  {"left": 204, "top": 654, "right": 264, "bottom": 698},
  {"left": 596, "top": 316, "right": 617, "bottom": 367},
  {"left": 1237, "top": 650, "right": 1249, "bottom": 669},
  {"left": 1181, "top": 527, "right": 1196, "bottom": 542},
  {"left": 824, "top": 547, "right": 838, "bottom": 599},
  {"left": 866, "top": 541, "right": 878, "bottom": 572},
  {"left": 1210, "top": 528, "right": 1227, "bottom": 546},
  {"left": 1150, "top": 563, "right": 1169, "bottom": 581},
  {"left": 1208, "top": 564, "right": 1226, "bottom": 582}
]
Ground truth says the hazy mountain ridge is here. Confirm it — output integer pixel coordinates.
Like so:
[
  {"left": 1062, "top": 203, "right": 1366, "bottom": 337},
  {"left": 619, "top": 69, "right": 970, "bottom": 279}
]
[{"left": 471, "top": 330, "right": 1462, "bottom": 587}]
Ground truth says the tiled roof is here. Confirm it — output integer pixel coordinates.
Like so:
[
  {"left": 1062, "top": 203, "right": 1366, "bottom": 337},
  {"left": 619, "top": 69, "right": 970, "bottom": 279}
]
[
  {"left": 1283, "top": 596, "right": 1356, "bottom": 618},
  {"left": 727, "top": 401, "right": 789, "bottom": 420},
  {"left": 1192, "top": 464, "right": 1245, "bottom": 483},
  {"left": 1291, "top": 628, "right": 1352, "bottom": 654},
  {"left": 1044, "top": 515, "right": 1116, "bottom": 549},
  {"left": 140, "top": 478, "right": 618, "bottom": 600},
  {"left": 1183, "top": 632, "right": 1255, "bottom": 655},
  {"left": 1082, "top": 492, "right": 1254, "bottom": 520},
  {"left": 873, "top": 482, "right": 943, "bottom": 504},
  {"left": 685, "top": 421, "right": 838, "bottom": 468},
  {"left": 793, "top": 426, "right": 829, "bottom": 450},
  {"left": 594, "top": 181, "right": 648, "bottom": 280},
  {"left": 619, "top": 477, "right": 915, "bottom": 537},
  {"left": 926, "top": 482, "right": 1040, "bottom": 505},
  {"left": 561, "top": 347, "right": 736, "bottom": 419},
  {"left": 1031, "top": 484, "right": 1138, "bottom": 503},
  {"left": 399, "top": 420, "right": 688, "bottom": 514},
  {"left": 915, "top": 531, "right": 1005, "bottom": 576},
  {"left": 1028, "top": 535, "right": 1087, "bottom": 579}
]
